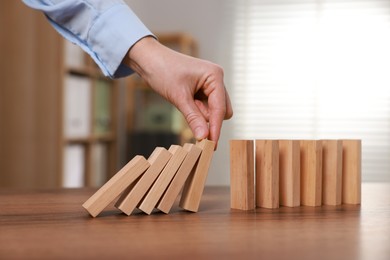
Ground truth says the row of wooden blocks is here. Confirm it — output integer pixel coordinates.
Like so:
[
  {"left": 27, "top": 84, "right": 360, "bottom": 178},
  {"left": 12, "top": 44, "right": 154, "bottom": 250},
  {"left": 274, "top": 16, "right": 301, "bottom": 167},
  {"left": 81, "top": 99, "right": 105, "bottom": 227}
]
[
  {"left": 230, "top": 139, "right": 361, "bottom": 210},
  {"left": 83, "top": 139, "right": 215, "bottom": 217}
]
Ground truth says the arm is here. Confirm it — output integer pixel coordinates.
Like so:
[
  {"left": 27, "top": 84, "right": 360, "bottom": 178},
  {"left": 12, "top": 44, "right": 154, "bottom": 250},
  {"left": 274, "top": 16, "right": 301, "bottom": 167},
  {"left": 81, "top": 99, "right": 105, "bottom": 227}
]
[
  {"left": 23, "top": 0, "right": 233, "bottom": 145},
  {"left": 23, "top": 0, "right": 153, "bottom": 78}
]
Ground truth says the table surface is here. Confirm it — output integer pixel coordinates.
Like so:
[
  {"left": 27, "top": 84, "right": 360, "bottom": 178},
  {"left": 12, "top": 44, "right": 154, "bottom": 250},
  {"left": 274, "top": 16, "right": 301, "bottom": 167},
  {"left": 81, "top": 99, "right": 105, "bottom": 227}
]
[{"left": 1, "top": 183, "right": 389, "bottom": 259}]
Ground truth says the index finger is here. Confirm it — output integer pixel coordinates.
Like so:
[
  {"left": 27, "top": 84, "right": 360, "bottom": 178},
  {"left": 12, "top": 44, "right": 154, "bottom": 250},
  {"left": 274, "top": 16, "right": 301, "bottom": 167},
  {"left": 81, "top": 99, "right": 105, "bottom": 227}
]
[{"left": 207, "top": 84, "right": 229, "bottom": 148}]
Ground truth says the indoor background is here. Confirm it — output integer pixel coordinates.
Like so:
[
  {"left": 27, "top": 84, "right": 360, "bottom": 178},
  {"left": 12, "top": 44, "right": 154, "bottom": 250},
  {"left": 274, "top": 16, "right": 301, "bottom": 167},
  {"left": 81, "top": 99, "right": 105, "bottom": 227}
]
[
  {"left": 1, "top": 0, "right": 389, "bottom": 188},
  {"left": 128, "top": 0, "right": 390, "bottom": 185}
]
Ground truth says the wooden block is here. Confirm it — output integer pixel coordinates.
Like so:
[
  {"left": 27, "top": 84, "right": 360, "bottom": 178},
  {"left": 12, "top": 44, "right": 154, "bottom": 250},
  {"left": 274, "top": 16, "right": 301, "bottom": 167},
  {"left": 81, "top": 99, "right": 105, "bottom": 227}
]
[
  {"left": 138, "top": 145, "right": 188, "bottom": 215},
  {"left": 229, "top": 140, "right": 255, "bottom": 210},
  {"left": 256, "top": 140, "right": 279, "bottom": 209},
  {"left": 115, "top": 147, "right": 172, "bottom": 215},
  {"left": 179, "top": 139, "right": 216, "bottom": 212},
  {"left": 279, "top": 140, "right": 300, "bottom": 207},
  {"left": 342, "top": 139, "right": 362, "bottom": 205},
  {"left": 82, "top": 156, "right": 150, "bottom": 217},
  {"left": 322, "top": 140, "right": 342, "bottom": 205},
  {"left": 300, "top": 140, "right": 323, "bottom": 206},
  {"left": 157, "top": 144, "right": 202, "bottom": 214}
]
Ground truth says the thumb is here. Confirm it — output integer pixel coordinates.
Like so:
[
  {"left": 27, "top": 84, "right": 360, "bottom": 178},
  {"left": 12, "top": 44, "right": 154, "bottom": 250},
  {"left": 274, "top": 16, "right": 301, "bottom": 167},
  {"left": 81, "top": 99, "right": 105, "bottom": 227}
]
[{"left": 177, "top": 99, "right": 209, "bottom": 141}]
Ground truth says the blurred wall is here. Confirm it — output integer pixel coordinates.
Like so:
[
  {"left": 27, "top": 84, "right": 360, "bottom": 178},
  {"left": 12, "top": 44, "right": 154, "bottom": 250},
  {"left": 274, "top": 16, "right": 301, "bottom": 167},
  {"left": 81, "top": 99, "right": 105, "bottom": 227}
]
[{"left": 125, "top": 0, "right": 235, "bottom": 186}]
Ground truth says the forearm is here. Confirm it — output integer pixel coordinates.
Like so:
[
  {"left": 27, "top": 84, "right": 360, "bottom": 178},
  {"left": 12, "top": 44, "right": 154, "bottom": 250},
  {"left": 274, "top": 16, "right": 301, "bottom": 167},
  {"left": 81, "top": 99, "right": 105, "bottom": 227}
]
[{"left": 23, "top": 0, "right": 154, "bottom": 78}]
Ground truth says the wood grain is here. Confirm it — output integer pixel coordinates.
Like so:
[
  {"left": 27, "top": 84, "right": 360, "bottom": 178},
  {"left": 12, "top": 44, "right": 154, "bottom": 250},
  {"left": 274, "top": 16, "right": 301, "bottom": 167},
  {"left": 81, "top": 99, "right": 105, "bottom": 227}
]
[
  {"left": 300, "top": 140, "right": 323, "bottom": 206},
  {"left": 116, "top": 147, "right": 172, "bottom": 215},
  {"left": 256, "top": 140, "right": 279, "bottom": 209},
  {"left": 0, "top": 184, "right": 388, "bottom": 259},
  {"left": 139, "top": 145, "right": 188, "bottom": 214},
  {"left": 157, "top": 144, "right": 202, "bottom": 214},
  {"left": 179, "top": 139, "right": 215, "bottom": 212},
  {"left": 230, "top": 140, "right": 255, "bottom": 210},
  {"left": 322, "top": 140, "right": 342, "bottom": 205},
  {"left": 279, "top": 140, "right": 300, "bottom": 207},
  {"left": 342, "top": 140, "right": 362, "bottom": 205},
  {"left": 82, "top": 156, "right": 150, "bottom": 217}
]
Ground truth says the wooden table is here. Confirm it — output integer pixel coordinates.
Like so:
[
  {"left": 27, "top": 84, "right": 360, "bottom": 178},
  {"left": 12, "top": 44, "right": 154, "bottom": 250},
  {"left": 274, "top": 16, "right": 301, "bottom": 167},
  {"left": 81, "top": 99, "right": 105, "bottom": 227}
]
[{"left": 1, "top": 183, "right": 389, "bottom": 259}]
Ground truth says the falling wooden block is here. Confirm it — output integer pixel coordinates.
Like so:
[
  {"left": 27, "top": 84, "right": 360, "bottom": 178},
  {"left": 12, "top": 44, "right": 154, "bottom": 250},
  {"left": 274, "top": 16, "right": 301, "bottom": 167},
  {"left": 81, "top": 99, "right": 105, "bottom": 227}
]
[
  {"left": 256, "top": 140, "right": 279, "bottom": 209},
  {"left": 300, "top": 140, "right": 323, "bottom": 206},
  {"left": 229, "top": 140, "right": 255, "bottom": 210},
  {"left": 179, "top": 139, "right": 215, "bottom": 212},
  {"left": 82, "top": 156, "right": 150, "bottom": 217},
  {"left": 279, "top": 140, "right": 300, "bottom": 207},
  {"left": 157, "top": 143, "right": 202, "bottom": 214},
  {"left": 138, "top": 145, "right": 188, "bottom": 215},
  {"left": 115, "top": 147, "right": 172, "bottom": 215},
  {"left": 322, "top": 140, "right": 342, "bottom": 206},
  {"left": 342, "top": 139, "right": 362, "bottom": 205}
]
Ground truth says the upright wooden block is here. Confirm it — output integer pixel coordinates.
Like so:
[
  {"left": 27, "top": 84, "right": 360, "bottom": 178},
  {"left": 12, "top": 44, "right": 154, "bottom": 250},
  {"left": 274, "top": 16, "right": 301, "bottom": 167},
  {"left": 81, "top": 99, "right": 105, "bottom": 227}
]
[
  {"left": 179, "top": 139, "right": 215, "bottom": 212},
  {"left": 279, "top": 140, "right": 300, "bottom": 207},
  {"left": 138, "top": 145, "right": 188, "bottom": 215},
  {"left": 157, "top": 144, "right": 202, "bottom": 214},
  {"left": 342, "top": 140, "right": 362, "bottom": 205},
  {"left": 115, "top": 147, "right": 172, "bottom": 215},
  {"left": 300, "top": 140, "right": 322, "bottom": 206},
  {"left": 82, "top": 156, "right": 150, "bottom": 217},
  {"left": 322, "top": 140, "right": 342, "bottom": 205},
  {"left": 230, "top": 140, "right": 255, "bottom": 210},
  {"left": 256, "top": 140, "right": 279, "bottom": 209}
]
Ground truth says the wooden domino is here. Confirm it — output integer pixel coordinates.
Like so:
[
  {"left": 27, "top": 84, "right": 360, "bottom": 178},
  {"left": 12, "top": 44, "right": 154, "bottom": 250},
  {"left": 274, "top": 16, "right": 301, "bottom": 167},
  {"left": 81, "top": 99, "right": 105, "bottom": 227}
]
[
  {"left": 300, "top": 140, "right": 322, "bottom": 207},
  {"left": 256, "top": 140, "right": 279, "bottom": 209},
  {"left": 83, "top": 136, "right": 361, "bottom": 217},
  {"left": 82, "top": 139, "right": 218, "bottom": 217},
  {"left": 82, "top": 156, "right": 150, "bottom": 217},
  {"left": 342, "top": 140, "right": 361, "bottom": 204},
  {"left": 115, "top": 147, "right": 172, "bottom": 215},
  {"left": 157, "top": 143, "right": 202, "bottom": 214},
  {"left": 180, "top": 139, "right": 215, "bottom": 212},
  {"left": 322, "top": 140, "right": 342, "bottom": 205},
  {"left": 279, "top": 140, "right": 300, "bottom": 207},
  {"left": 230, "top": 140, "right": 255, "bottom": 210},
  {"left": 138, "top": 145, "right": 188, "bottom": 215},
  {"left": 230, "top": 138, "right": 362, "bottom": 211}
]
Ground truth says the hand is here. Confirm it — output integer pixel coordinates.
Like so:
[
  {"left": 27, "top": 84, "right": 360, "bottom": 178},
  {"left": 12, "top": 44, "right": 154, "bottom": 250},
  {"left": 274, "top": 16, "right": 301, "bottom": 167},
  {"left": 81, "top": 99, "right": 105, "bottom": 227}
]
[{"left": 124, "top": 36, "right": 233, "bottom": 147}]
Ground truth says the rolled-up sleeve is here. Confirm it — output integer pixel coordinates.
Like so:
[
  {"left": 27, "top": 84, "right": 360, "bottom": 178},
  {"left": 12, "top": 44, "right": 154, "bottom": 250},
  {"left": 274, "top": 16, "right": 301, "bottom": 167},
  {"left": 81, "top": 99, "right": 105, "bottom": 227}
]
[{"left": 23, "top": 0, "right": 154, "bottom": 78}]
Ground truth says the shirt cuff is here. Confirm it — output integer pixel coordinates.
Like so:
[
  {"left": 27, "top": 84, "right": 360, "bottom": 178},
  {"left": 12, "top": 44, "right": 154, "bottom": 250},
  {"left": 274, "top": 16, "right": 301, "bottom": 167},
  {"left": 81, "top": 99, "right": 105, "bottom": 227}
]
[{"left": 88, "top": 4, "right": 154, "bottom": 78}]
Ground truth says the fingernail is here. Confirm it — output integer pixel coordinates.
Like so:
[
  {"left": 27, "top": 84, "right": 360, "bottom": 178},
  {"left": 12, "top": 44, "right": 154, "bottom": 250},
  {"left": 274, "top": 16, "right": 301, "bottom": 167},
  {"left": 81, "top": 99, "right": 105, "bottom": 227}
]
[{"left": 194, "top": 127, "right": 207, "bottom": 140}]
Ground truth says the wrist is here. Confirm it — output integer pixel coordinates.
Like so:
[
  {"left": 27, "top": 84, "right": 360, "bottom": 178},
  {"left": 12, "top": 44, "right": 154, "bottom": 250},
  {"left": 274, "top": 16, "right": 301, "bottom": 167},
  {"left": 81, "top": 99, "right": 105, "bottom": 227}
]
[{"left": 124, "top": 36, "right": 161, "bottom": 80}]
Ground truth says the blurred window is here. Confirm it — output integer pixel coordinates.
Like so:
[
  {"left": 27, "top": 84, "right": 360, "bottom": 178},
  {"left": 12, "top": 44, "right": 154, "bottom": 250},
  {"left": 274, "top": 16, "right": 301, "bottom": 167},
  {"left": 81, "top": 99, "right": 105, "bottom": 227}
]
[{"left": 232, "top": 0, "right": 390, "bottom": 181}]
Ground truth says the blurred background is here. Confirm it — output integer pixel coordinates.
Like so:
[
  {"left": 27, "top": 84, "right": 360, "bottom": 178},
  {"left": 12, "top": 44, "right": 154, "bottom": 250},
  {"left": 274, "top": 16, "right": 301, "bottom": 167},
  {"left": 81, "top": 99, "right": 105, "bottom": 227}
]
[{"left": 1, "top": 0, "right": 389, "bottom": 189}]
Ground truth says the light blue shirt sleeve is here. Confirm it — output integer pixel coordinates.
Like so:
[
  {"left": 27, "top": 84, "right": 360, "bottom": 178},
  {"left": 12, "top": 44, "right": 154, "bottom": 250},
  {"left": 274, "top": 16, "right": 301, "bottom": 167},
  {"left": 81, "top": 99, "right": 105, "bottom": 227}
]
[{"left": 22, "top": 0, "right": 154, "bottom": 78}]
